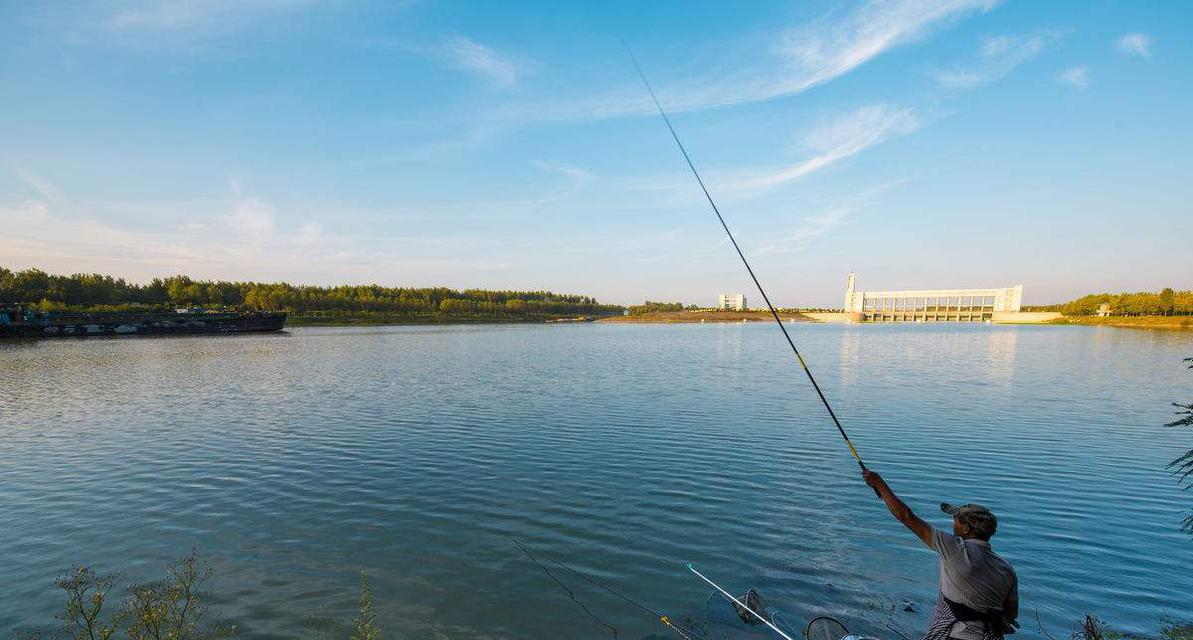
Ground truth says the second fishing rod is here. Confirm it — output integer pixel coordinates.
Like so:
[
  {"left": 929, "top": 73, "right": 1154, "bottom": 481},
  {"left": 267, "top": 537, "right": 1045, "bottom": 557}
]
[{"left": 626, "top": 46, "right": 875, "bottom": 486}]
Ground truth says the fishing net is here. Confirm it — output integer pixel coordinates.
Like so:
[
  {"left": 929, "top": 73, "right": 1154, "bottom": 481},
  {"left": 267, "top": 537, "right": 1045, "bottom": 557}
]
[
  {"left": 733, "top": 588, "right": 768, "bottom": 624},
  {"left": 805, "top": 615, "right": 850, "bottom": 640}
]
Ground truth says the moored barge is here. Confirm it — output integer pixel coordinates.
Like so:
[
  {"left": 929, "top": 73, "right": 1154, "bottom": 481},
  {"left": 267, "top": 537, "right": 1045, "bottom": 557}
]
[{"left": 0, "top": 304, "right": 286, "bottom": 339}]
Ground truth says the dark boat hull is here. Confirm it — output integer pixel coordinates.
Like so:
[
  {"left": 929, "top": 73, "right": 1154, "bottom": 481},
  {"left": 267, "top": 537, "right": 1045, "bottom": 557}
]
[{"left": 0, "top": 311, "right": 287, "bottom": 339}]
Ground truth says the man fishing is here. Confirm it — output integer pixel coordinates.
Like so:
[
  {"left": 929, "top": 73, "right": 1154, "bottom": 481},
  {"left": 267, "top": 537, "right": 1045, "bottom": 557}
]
[
  {"left": 863, "top": 470, "right": 1018, "bottom": 640},
  {"left": 629, "top": 46, "right": 1019, "bottom": 640}
]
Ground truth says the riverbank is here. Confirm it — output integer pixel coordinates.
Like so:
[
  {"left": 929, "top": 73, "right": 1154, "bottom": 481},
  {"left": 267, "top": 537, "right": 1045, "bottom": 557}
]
[
  {"left": 287, "top": 314, "right": 606, "bottom": 327},
  {"left": 1049, "top": 315, "right": 1193, "bottom": 330},
  {"left": 597, "top": 310, "right": 813, "bottom": 323}
]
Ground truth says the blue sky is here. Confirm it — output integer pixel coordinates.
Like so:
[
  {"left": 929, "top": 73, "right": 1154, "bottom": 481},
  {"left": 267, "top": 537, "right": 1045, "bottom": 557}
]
[{"left": 1, "top": 1, "right": 1189, "bottom": 306}]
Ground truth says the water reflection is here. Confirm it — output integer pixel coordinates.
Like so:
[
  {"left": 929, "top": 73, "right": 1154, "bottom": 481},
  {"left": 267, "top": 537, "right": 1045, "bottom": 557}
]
[{"left": 1, "top": 324, "right": 1191, "bottom": 639}]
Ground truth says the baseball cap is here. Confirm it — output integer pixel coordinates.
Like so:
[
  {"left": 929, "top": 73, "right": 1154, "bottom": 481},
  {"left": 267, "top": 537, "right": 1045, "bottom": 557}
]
[{"left": 941, "top": 502, "right": 998, "bottom": 538}]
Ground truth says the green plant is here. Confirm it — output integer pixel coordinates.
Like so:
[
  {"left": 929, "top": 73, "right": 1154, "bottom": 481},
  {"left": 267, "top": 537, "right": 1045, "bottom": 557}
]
[
  {"left": 1168, "top": 358, "right": 1193, "bottom": 535},
  {"left": 55, "top": 567, "right": 127, "bottom": 640},
  {"left": 1160, "top": 619, "right": 1193, "bottom": 640},
  {"left": 123, "top": 551, "right": 233, "bottom": 640},
  {"left": 349, "top": 572, "right": 382, "bottom": 640},
  {"left": 45, "top": 552, "right": 233, "bottom": 640},
  {"left": 1071, "top": 615, "right": 1124, "bottom": 640}
]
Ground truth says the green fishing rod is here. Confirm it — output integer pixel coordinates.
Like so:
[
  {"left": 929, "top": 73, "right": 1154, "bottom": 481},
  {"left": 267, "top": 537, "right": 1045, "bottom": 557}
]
[{"left": 626, "top": 46, "right": 872, "bottom": 477}]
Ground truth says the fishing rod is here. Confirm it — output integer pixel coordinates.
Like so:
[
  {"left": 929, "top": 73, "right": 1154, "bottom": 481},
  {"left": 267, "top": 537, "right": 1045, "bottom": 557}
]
[
  {"left": 510, "top": 537, "right": 706, "bottom": 640},
  {"left": 625, "top": 45, "right": 873, "bottom": 478},
  {"left": 687, "top": 564, "right": 797, "bottom": 640}
]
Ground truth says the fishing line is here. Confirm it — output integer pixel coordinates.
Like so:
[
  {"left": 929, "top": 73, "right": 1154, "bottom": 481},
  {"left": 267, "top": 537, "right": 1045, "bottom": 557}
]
[
  {"left": 510, "top": 537, "right": 621, "bottom": 638},
  {"left": 687, "top": 564, "right": 797, "bottom": 640},
  {"left": 509, "top": 537, "right": 706, "bottom": 640},
  {"left": 625, "top": 44, "right": 871, "bottom": 474}
]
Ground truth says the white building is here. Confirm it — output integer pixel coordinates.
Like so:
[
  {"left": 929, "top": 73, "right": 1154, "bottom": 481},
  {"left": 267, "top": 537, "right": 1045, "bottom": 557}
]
[
  {"left": 843, "top": 273, "right": 1022, "bottom": 323},
  {"left": 718, "top": 293, "right": 747, "bottom": 311}
]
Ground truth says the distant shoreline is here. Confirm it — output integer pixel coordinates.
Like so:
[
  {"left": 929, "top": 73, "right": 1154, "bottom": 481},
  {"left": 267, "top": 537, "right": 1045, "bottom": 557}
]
[
  {"left": 1048, "top": 315, "right": 1193, "bottom": 330},
  {"left": 286, "top": 314, "right": 606, "bottom": 327},
  {"left": 591, "top": 311, "right": 1193, "bottom": 330},
  {"left": 597, "top": 310, "right": 814, "bottom": 323}
]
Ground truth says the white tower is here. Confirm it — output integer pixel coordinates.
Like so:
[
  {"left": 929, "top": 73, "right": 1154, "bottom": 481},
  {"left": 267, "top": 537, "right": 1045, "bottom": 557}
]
[{"left": 844, "top": 272, "right": 859, "bottom": 312}]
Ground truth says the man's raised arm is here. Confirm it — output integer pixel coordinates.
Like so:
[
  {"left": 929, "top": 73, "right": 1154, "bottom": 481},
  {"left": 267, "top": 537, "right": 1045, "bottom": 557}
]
[{"left": 863, "top": 469, "right": 933, "bottom": 546}]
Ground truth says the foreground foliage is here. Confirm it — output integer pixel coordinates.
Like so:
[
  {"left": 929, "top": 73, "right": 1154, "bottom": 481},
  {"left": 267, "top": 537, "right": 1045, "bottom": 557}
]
[
  {"left": 0, "top": 267, "right": 623, "bottom": 320},
  {"left": 1066, "top": 615, "right": 1193, "bottom": 640},
  {"left": 21, "top": 555, "right": 387, "bottom": 640},
  {"left": 349, "top": 573, "right": 382, "bottom": 640},
  {"left": 18, "top": 551, "right": 1193, "bottom": 640},
  {"left": 18, "top": 552, "right": 234, "bottom": 640},
  {"left": 1169, "top": 358, "right": 1193, "bottom": 535}
]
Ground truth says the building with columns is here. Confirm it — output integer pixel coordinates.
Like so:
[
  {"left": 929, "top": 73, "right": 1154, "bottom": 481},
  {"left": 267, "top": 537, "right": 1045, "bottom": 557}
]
[{"left": 843, "top": 273, "right": 1023, "bottom": 323}]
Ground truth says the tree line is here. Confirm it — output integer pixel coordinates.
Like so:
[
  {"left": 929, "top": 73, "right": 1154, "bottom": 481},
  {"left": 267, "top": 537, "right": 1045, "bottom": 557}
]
[
  {"left": 1025, "top": 288, "right": 1193, "bottom": 316},
  {"left": 625, "top": 301, "right": 693, "bottom": 315},
  {"left": 0, "top": 267, "right": 623, "bottom": 320}
]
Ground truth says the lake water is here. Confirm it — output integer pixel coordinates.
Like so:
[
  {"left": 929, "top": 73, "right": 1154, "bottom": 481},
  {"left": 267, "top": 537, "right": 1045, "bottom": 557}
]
[{"left": 2, "top": 323, "right": 1191, "bottom": 639}]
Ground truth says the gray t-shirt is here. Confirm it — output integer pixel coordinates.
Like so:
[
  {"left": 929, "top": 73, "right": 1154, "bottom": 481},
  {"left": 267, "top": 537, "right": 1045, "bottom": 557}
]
[{"left": 928, "top": 528, "right": 1017, "bottom": 613}]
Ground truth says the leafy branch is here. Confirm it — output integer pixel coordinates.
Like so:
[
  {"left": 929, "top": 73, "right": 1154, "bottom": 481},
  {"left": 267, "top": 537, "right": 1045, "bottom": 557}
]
[{"left": 1167, "top": 358, "right": 1193, "bottom": 535}]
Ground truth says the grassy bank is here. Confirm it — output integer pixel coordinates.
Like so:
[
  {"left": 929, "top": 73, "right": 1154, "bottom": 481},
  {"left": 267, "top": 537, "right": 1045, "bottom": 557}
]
[
  {"left": 1049, "top": 315, "right": 1193, "bottom": 330},
  {"left": 598, "top": 310, "right": 813, "bottom": 323}
]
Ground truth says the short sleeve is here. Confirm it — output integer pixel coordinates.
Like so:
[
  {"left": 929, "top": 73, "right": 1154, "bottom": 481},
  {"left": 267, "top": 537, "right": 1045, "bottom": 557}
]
[{"left": 928, "top": 527, "right": 965, "bottom": 559}]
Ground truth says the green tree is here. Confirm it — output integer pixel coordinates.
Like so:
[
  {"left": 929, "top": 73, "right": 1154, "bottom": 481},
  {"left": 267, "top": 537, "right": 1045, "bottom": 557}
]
[
  {"left": 0, "top": 265, "right": 625, "bottom": 320},
  {"left": 1161, "top": 288, "right": 1176, "bottom": 316},
  {"left": 626, "top": 301, "right": 685, "bottom": 315}
]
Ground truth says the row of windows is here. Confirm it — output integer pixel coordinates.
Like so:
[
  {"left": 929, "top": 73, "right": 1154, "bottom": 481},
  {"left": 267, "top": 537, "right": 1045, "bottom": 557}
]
[
  {"left": 862, "top": 295, "right": 997, "bottom": 311},
  {"left": 865, "top": 313, "right": 993, "bottom": 322}
]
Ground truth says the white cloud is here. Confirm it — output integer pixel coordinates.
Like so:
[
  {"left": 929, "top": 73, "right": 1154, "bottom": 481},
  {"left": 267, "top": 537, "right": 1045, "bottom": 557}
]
[
  {"left": 787, "top": 207, "right": 854, "bottom": 244},
  {"left": 530, "top": 0, "right": 998, "bottom": 120},
  {"left": 724, "top": 105, "right": 920, "bottom": 193},
  {"left": 931, "top": 30, "right": 1062, "bottom": 89},
  {"left": 775, "top": 0, "right": 1000, "bottom": 95},
  {"left": 441, "top": 36, "right": 522, "bottom": 87},
  {"left": 224, "top": 196, "right": 276, "bottom": 246},
  {"left": 534, "top": 161, "right": 595, "bottom": 183},
  {"left": 756, "top": 180, "right": 908, "bottom": 255},
  {"left": 0, "top": 188, "right": 516, "bottom": 286},
  {"left": 294, "top": 222, "right": 324, "bottom": 247},
  {"left": 107, "top": 0, "right": 318, "bottom": 31},
  {"left": 13, "top": 169, "right": 64, "bottom": 204},
  {"left": 1116, "top": 32, "right": 1152, "bottom": 58},
  {"left": 1057, "top": 66, "right": 1089, "bottom": 89}
]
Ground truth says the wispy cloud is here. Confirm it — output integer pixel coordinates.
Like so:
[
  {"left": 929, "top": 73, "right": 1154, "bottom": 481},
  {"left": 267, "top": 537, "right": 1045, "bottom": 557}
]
[
  {"left": 534, "top": 161, "right": 596, "bottom": 184},
  {"left": 722, "top": 105, "right": 920, "bottom": 193},
  {"left": 13, "top": 169, "right": 64, "bottom": 204},
  {"left": 441, "top": 36, "right": 523, "bottom": 88},
  {"left": 931, "top": 30, "right": 1063, "bottom": 89},
  {"left": 756, "top": 180, "right": 908, "bottom": 255},
  {"left": 0, "top": 185, "right": 514, "bottom": 285},
  {"left": 774, "top": 0, "right": 1000, "bottom": 96},
  {"left": 1057, "top": 66, "right": 1089, "bottom": 90},
  {"left": 1116, "top": 32, "right": 1152, "bottom": 58},
  {"left": 106, "top": 0, "right": 318, "bottom": 31},
  {"left": 224, "top": 195, "right": 277, "bottom": 247},
  {"left": 529, "top": 0, "right": 998, "bottom": 121}
]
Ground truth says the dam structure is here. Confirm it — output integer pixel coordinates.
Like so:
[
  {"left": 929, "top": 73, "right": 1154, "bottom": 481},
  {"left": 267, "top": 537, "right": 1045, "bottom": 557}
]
[{"left": 843, "top": 273, "right": 1023, "bottom": 323}]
